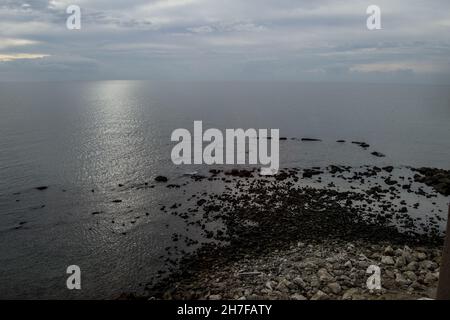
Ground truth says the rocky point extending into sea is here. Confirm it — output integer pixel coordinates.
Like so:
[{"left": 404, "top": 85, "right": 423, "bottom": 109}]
[{"left": 115, "top": 161, "right": 450, "bottom": 300}]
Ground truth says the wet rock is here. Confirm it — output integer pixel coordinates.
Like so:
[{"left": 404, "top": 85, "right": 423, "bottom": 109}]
[
  {"left": 303, "top": 169, "right": 323, "bottom": 178},
  {"left": 371, "top": 151, "right": 385, "bottom": 157},
  {"left": 35, "top": 186, "right": 48, "bottom": 191},
  {"left": 301, "top": 138, "right": 322, "bottom": 142},
  {"left": 155, "top": 176, "right": 168, "bottom": 182},
  {"left": 413, "top": 167, "right": 450, "bottom": 196},
  {"left": 225, "top": 169, "right": 253, "bottom": 178},
  {"left": 352, "top": 141, "right": 370, "bottom": 149}
]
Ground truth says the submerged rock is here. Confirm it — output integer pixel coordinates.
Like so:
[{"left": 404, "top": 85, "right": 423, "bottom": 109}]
[{"left": 155, "top": 176, "right": 168, "bottom": 182}]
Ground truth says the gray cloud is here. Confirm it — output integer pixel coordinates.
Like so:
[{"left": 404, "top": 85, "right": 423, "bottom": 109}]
[{"left": 0, "top": 0, "right": 449, "bottom": 82}]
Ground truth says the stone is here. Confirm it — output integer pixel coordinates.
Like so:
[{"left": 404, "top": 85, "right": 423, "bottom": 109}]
[
  {"left": 293, "top": 277, "right": 306, "bottom": 289},
  {"left": 405, "top": 261, "right": 418, "bottom": 271},
  {"left": 327, "top": 282, "right": 342, "bottom": 294},
  {"left": 381, "top": 256, "right": 395, "bottom": 265},
  {"left": 395, "top": 256, "right": 407, "bottom": 267},
  {"left": 310, "top": 290, "right": 329, "bottom": 300},
  {"left": 342, "top": 288, "right": 359, "bottom": 300},
  {"left": 423, "top": 272, "right": 438, "bottom": 284},
  {"left": 415, "top": 252, "right": 427, "bottom": 261},
  {"left": 318, "top": 268, "right": 333, "bottom": 282},
  {"left": 290, "top": 293, "right": 307, "bottom": 300},
  {"left": 384, "top": 246, "right": 394, "bottom": 256},
  {"left": 403, "top": 271, "right": 417, "bottom": 282},
  {"left": 155, "top": 175, "right": 168, "bottom": 182},
  {"left": 419, "top": 260, "right": 436, "bottom": 270}
]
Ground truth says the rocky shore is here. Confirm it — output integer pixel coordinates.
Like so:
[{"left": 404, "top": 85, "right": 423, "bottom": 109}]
[
  {"left": 142, "top": 165, "right": 448, "bottom": 300},
  {"left": 149, "top": 240, "right": 441, "bottom": 300},
  {"left": 19, "top": 156, "right": 450, "bottom": 300}
]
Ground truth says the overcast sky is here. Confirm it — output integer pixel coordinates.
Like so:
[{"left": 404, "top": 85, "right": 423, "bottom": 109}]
[{"left": 1, "top": 0, "right": 450, "bottom": 83}]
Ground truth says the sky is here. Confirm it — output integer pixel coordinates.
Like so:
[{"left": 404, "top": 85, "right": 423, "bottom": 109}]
[{"left": 0, "top": 0, "right": 450, "bottom": 83}]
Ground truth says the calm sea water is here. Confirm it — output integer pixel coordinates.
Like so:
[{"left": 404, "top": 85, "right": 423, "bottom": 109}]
[{"left": 1, "top": 81, "right": 449, "bottom": 299}]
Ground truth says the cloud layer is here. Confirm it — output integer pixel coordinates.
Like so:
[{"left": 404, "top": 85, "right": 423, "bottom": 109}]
[{"left": 0, "top": 0, "right": 449, "bottom": 82}]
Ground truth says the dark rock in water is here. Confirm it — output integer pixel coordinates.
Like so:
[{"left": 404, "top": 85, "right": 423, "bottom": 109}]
[
  {"left": 303, "top": 169, "right": 323, "bottom": 178},
  {"left": 301, "top": 138, "right": 322, "bottom": 142},
  {"left": 112, "top": 199, "right": 122, "bottom": 203},
  {"left": 413, "top": 167, "right": 450, "bottom": 196},
  {"left": 384, "top": 178, "right": 398, "bottom": 186},
  {"left": 225, "top": 169, "right": 253, "bottom": 178},
  {"left": 336, "top": 140, "right": 346, "bottom": 143},
  {"left": 329, "top": 165, "right": 344, "bottom": 174},
  {"left": 91, "top": 211, "right": 101, "bottom": 215},
  {"left": 399, "top": 207, "right": 408, "bottom": 213},
  {"left": 190, "top": 174, "right": 206, "bottom": 181},
  {"left": 371, "top": 151, "right": 385, "bottom": 157},
  {"left": 274, "top": 171, "right": 289, "bottom": 181},
  {"left": 155, "top": 176, "right": 168, "bottom": 182},
  {"left": 382, "top": 166, "right": 394, "bottom": 173},
  {"left": 118, "top": 184, "right": 124, "bottom": 187},
  {"left": 197, "top": 199, "right": 207, "bottom": 206},
  {"left": 352, "top": 141, "right": 370, "bottom": 149},
  {"left": 279, "top": 137, "right": 288, "bottom": 140},
  {"left": 35, "top": 186, "right": 48, "bottom": 191}
]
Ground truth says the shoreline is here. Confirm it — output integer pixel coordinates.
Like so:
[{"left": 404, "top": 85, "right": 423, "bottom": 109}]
[{"left": 138, "top": 165, "right": 449, "bottom": 300}]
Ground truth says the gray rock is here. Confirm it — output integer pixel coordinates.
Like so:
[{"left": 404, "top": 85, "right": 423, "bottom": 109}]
[
  {"left": 290, "top": 293, "right": 307, "bottom": 300},
  {"left": 318, "top": 268, "right": 333, "bottom": 282},
  {"left": 293, "top": 276, "right": 306, "bottom": 289},
  {"left": 403, "top": 271, "right": 417, "bottom": 282},
  {"left": 384, "top": 246, "right": 394, "bottom": 256},
  {"left": 419, "top": 260, "right": 437, "bottom": 270},
  {"left": 310, "top": 290, "right": 329, "bottom": 300},
  {"left": 423, "top": 272, "right": 438, "bottom": 284},
  {"left": 405, "top": 261, "right": 418, "bottom": 271},
  {"left": 381, "top": 256, "right": 395, "bottom": 265},
  {"left": 342, "top": 288, "right": 359, "bottom": 300},
  {"left": 327, "top": 282, "right": 342, "bottom": 294},
  {"left": 415, "top": 252, "right": 427, "bottom": 261},
  {"left": 395, "top": 256, "right": 407, "bottom": 267}
]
